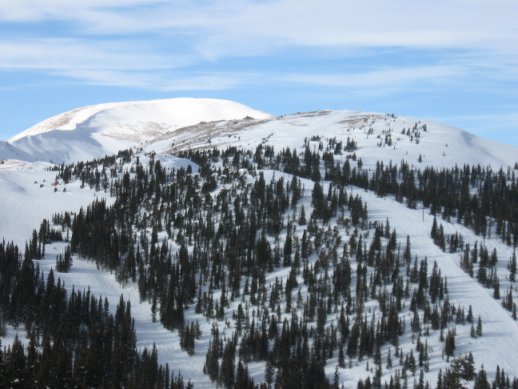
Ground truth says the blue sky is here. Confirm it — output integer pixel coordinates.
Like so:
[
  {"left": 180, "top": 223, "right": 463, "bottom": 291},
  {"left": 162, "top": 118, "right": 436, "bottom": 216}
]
[{"left": 1, "top": 0, "right": 517, "bottom": 145}]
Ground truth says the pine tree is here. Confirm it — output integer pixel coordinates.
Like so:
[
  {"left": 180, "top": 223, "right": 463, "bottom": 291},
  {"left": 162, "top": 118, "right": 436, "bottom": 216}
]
[
  {"left": 474, "top": 366, "right": 490, "bottom": 389},
  {"left": 299, "top": 205, "right": 307, "bottom": 225},
  {"left": 386, "top": 348, "right": 392, "bottom": 369},
  {"left": 431, "top": 217, "right": 438, "bottom": 241},
  {"left": 312, "top": 181, "right": 325, "bottom": 219},
  {"left": 494, "top": 278, "right": 501, "bottom": 299},
  {"left": 444, "top": 330, "right": 455, "bottom": 361},
  {"left": 509, "top": 250, "right": 516, "bottom": 282},
  {"left": 466, "top": 305, "right": 474, "bottom": 323},
  {"left": 476, "top": 316, "right": 483, "bottom": 337}
]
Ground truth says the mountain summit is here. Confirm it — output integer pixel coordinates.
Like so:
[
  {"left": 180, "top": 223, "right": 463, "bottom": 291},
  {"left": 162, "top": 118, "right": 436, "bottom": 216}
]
[{"left": 6, "top": 98, "right": 270, "bottom": 163}]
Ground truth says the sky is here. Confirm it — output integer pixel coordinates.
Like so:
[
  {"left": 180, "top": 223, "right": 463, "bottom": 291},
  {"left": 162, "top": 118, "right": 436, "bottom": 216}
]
[{"left": 0, "top": 0, "right": 517, "bottom": 145}]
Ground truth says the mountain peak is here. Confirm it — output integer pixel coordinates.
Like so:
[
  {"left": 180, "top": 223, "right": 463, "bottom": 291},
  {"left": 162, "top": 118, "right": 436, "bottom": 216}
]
[
  {"left": 9, "top": 98, "right": 270, "bottom": 143},
  {"left": 6, "top": 98, "right": 270, "bottom": 163}
]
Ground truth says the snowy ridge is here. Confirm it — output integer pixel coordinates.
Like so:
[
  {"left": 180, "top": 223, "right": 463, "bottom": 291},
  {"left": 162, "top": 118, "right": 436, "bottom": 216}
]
[
  {"left": 148, "top": 110, "right": 518, "bottom": 170},
  {"left": 5, "top": 98, "right": 270, "bottom": 163},
  {"left": 3, "top": 100, "right": 518, "bottom": 170},
  {"left": 8, "top": 102, "right": 124, "bottom": 142}
]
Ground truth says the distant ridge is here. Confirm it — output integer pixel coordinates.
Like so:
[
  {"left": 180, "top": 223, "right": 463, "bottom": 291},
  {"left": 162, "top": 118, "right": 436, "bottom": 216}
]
[
  {"left": 2, "top": 99, "right": 517, "bottom": 170},
  {"left": 6, "top": 97, "right": 270, "bottom": 163}
]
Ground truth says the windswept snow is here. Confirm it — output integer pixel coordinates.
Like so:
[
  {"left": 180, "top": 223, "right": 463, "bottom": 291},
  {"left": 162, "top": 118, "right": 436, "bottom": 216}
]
[
  {"left": 8, "top": 102, "right": 124, "bottom": 142},
  {"left": 4, "top": 100, "right": 517, "bottom": 169},
  {"left": 0, "top": 162, "right": 108, "bottom": 247},
  {"left": 0, "top": 141, "right": 31, "bottom": 162},
  {"left": 6, "top": 98, "right": 270, "bottom": 163},
  {"left": 151, "top": 110, "right": 518, "bottom": 170}
]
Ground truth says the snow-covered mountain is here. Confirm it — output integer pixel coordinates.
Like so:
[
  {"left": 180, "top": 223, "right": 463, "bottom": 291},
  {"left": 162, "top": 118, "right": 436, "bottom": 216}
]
[
  {"left": 146, "top": 109, "right": 518, "bottom": 170},
  {"left": 2, "top": 99, "right": 518, "bottom": 388},
  {"left": 4, "top": 102, "right": 517, "bottom": 171},
  {"left": 4, "top": 98, "right": 270, "bottom": 163}
]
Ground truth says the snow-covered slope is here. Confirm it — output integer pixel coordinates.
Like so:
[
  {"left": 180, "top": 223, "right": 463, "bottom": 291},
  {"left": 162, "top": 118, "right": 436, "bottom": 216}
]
[
  {"left": 0, "top": 153, "right": 195, "bottom": 248},
  {"left": 0, "top": 141, "right": 31, "bottom": 161},
  {"left": 0, "top": 160, "right": 105, "bottom": 247},
  {"left": 356, "top": 188, "right": 518, "bottom": 385},
  {"left": 6, "top": 98, "right": 270, "bottom": 163},
  {"left": 148, "top": 110, "right": 518, "bottom": 170}
]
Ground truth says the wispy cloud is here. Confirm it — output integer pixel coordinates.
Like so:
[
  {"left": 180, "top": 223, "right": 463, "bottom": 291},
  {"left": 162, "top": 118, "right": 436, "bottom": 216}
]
[
  {"left": 57, "top": 68, "right": 244, "bottom": 92},
  {"left": 1, "top": 0, "right": 518, "bottom": 100},
  {"left": 0, "top": 0, "right": 166, "bottom": 22},
  {"left": 282, "top": 65, "right": 463, "bottom": 89},
  {"left": 0, "top": 38, "right": 190, "bottom": 71},
  {"left": 2, "top": 1, "right": 518, "bottom": 51},
  {"left": 75, "top": 0, "right": 518, "bottom": 64}
]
